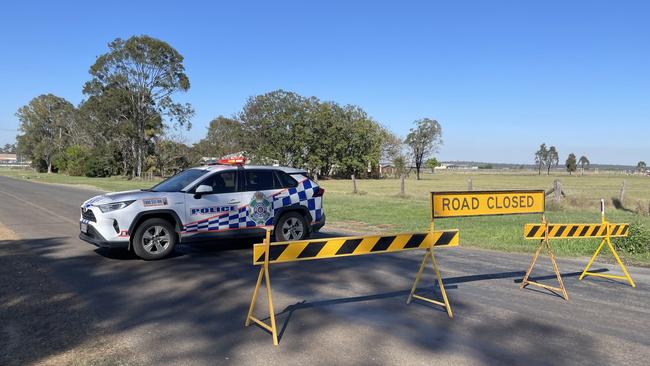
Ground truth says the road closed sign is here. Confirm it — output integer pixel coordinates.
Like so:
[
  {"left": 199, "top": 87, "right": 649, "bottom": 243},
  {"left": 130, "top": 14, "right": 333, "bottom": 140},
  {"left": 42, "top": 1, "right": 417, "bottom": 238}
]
[{"left": 431, "top": 190, "right": 545, "bottom": 218}]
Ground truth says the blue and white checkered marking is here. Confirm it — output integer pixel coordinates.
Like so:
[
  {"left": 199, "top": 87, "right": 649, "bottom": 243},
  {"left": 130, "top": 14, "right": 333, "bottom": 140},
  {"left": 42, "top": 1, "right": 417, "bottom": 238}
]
[{"left": 183, "top": 178, "right": 322, "bottom": 233}]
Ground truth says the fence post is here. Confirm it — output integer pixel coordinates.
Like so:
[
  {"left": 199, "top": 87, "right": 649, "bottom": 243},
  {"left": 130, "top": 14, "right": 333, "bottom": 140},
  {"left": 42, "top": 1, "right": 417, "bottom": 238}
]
[
  {"left": 619, "top": 179, "right": 626, "bottom": 204},
  {"left": 467, "top": 177, "right": 473, "bottom": 191},
  {"left": 351, "top": 174, "right": 357, "bottom": 194},
  {"left": 554, "top": 179, "right": 562, "bottom": 203}
]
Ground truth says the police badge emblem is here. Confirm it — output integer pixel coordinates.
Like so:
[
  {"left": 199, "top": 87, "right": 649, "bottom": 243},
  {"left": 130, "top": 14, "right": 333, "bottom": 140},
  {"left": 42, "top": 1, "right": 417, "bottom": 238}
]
[{"left": 248, "top": 191, "right": 273, "bottom": 226}]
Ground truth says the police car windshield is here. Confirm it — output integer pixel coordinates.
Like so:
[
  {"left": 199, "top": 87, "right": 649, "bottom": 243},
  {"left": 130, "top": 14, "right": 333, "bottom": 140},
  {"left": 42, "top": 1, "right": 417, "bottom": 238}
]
[{"left": 150, "top": 169, "right": 208, "bottom": 192}]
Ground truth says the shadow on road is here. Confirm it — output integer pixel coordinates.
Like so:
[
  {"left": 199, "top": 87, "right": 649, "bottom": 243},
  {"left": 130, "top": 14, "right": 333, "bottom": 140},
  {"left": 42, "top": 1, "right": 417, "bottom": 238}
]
[{"left": 1, "top": 234, "right": 630, "bottom": 365}]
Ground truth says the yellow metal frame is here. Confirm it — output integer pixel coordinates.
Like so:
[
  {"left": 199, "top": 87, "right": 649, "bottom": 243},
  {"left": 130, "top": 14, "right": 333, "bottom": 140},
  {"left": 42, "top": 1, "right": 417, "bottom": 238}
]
[
  {"left": 246, "top": 222, "right": 456, "bottom": 345},
  {"left": 579, "top": 209, "right": 635, "bottom": 287},
  {"left": 245, "top": 229, "right": 279, "bottom": 345},
  {"left": 520, "top": 215, "right": 569, "bottom": 300},
  {"left": 406, "top": 220, "right": 453, "bottom": 318}
]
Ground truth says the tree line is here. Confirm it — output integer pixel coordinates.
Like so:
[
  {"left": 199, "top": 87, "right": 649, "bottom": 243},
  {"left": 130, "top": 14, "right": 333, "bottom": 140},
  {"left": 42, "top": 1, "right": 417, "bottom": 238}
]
[
  {"left": 535, "top": 143, "right": 647, "bottom": 175},
  {"left": 15, "top": 35, "right": 442, "bottom": 179},
  {"left": 535, "top": 143, "right": 589, "bottom": 175},
  {"left": 0, "top": 144, "right": 16, "bottom": 154}
]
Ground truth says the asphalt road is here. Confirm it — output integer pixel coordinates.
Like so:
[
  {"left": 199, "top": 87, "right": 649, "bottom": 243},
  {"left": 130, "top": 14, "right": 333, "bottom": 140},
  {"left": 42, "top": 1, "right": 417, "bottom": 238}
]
[{"left": 1, "top": 175, "right": 649, "bottom": 365}]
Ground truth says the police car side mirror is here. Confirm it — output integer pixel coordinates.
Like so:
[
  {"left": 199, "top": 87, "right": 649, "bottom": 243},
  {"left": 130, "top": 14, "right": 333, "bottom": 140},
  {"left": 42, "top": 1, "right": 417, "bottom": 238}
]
[{"left": 194, "top": 185, "right": 213, "bottom": 199}]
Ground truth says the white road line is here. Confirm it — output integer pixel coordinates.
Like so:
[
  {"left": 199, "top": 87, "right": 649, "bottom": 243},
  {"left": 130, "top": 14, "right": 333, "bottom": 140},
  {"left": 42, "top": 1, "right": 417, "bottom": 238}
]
[{"left": 0, "top": 189, "right": 78, "bottom": 225}]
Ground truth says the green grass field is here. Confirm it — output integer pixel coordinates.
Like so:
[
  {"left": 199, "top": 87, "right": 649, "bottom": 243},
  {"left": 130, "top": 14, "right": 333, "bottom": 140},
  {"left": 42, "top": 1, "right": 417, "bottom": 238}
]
[{"left": 2, "top": 168, "right": 649, "bottom": 264}]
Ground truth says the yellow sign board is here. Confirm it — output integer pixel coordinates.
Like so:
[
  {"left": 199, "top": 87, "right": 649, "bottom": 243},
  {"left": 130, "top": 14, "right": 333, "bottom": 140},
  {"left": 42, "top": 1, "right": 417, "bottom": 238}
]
[{"left": 431, "top": 190, "right": 545, "bottom": 218}]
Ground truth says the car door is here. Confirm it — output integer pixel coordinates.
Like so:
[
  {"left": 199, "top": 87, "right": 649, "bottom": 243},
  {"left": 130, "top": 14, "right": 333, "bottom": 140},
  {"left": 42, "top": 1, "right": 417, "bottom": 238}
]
[
  {"left": 182, "top": 170, "right": 243, "bottom": 237},
  {"left": 241, "top": 169, "right": 283, "bottom": 227}
]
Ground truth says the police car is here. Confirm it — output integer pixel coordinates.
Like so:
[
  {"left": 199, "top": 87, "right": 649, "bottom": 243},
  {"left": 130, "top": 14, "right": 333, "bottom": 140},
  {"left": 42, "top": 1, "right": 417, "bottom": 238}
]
[{"left": 79, "top": 158, "right": 325, "bottom": 260}]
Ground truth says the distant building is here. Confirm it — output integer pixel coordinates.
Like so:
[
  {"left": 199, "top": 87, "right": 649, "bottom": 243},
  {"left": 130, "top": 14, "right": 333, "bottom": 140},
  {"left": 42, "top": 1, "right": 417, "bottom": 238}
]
[
  {"left": 379, "top": 162, "right": 396, "bottom": 177},
  {"left": 435, "top": 163, "right": 479, "bottom": 171},
  {"left": 0, "top": 153, "right": 17, "bottom": 164}
]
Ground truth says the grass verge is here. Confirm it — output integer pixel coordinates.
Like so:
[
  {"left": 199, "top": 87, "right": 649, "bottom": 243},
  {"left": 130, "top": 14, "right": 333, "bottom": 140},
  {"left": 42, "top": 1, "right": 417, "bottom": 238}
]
[{"left": 2, "top": 168, "right": 648, "bottom": 265}]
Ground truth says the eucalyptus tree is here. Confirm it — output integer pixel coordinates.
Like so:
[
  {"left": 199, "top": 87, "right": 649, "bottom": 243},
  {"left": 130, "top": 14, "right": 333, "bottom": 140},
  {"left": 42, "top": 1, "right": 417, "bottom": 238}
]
[
  {"left": 545, "top": 146, "right": 559, "bottom": 175},
  {"left": 405, "top": 118, "right": 442, "bottom": 180},
  {"left": 566, "top": 153, "right": 577, "bottom": 175},
  {"left": 83, "top": 35, "right": 193, "bottom": 177},
  {"left": 16, "top": 94, "right": 76, "bottom": 173},
  {"left": 578, "top": 155, "right": 590, "bottom": 175},
  {"left": 534, "top": 143, "right": 548, "bottom": 175}
]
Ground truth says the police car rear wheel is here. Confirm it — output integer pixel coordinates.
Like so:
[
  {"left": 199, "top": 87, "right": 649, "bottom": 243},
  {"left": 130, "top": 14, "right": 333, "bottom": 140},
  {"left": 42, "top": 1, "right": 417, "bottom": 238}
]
[
  {"left": 275, "top": 212, "right": 308, "bottom": 241},
  {"left": 133, "top": 218, "right": 176, "bottom": 260}
]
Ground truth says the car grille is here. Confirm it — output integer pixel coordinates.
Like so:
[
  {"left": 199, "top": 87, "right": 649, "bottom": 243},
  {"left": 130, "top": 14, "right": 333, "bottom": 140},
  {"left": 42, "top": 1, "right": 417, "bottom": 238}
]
[{"left": 81, "top": 208, "right": 96, "bottom": 222}]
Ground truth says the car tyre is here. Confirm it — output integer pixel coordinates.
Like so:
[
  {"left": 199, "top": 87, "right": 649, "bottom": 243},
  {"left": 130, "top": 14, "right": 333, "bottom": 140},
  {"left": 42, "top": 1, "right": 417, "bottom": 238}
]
[
  {"left": 275, "top": 212, "right": 309, "bottom": 242},
  {"left": 132, "top": 218, "right": 177, "bottom": 260}
]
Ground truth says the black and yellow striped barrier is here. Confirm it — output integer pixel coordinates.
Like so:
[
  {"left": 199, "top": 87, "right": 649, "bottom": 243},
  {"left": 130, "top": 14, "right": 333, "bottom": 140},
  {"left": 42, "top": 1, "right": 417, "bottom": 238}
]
[
  {"left": 521, "top": 207, "right": 635, "bottom": 301},
  {"left": 252, "top": 231, "right": 459, "bottom": 265},
  {"left": 245, "top": 228, "right": 459, "bottom": 345},
  {"left": 524, "top": 223, "right": 629, "bottom": 239}
]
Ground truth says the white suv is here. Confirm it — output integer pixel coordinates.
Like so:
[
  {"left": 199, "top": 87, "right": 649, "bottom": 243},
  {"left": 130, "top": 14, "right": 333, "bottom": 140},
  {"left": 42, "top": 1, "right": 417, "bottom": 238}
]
[{"left": 79, "top": 163, "right": 325, "bottom": 260}]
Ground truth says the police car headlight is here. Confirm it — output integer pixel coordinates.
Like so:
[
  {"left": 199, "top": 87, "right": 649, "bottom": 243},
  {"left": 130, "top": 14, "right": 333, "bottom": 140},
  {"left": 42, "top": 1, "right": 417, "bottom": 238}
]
[{"left": 97, "top": 200, "right": 135, "bottom": 213}]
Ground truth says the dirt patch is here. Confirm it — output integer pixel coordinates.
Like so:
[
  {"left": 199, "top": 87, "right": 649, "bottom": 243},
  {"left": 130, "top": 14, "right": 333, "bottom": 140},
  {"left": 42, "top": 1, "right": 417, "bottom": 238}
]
[
  {"left": 0, "top": 222, "right": 141, "bottom": 366},
  {"left": 0, "top": 223, "right": 18, "bottom": 240}
]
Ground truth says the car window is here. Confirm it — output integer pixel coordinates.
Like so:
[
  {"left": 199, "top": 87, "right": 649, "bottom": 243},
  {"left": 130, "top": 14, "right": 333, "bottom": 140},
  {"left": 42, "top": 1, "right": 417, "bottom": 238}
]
[
  {"left": 151, "top": 169, "right": 208, "bottom": 192},
  {"left": 198, "top": 171, "right": 238, "bottom": 194},
  {"left": 244, "top": 170, "right": 276, "bottom": 191},
  {"left": 275, "top": 171, "right": 298, "bottom": 188}
]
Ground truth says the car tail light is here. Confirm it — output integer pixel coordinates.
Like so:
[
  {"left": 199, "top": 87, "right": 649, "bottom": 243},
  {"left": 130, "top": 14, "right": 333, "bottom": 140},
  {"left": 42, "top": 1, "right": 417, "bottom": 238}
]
[{"left": 313, "top": 187, "right": 325, "bottom": 197}]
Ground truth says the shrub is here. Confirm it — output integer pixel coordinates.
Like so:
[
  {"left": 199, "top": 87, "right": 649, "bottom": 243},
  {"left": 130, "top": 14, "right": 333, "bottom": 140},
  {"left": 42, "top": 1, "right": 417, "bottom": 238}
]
[
  {"left": 63, "top": 145, "right": 91, "bottom": 176},
  {"left": 613, "top": 221, "right": 650, "bottom": 254},
  {"left": 634, "top": 200, "right": 649, "bottom": 216},
  {"left": 84, "top": 148, "right": 117, "bottom": 177}
]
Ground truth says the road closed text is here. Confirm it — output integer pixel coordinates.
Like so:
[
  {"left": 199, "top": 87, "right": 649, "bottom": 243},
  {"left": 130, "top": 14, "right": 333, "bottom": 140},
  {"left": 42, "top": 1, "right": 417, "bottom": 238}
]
[{"left": 431, "top": 191, "right": 545, "bottom": 218}]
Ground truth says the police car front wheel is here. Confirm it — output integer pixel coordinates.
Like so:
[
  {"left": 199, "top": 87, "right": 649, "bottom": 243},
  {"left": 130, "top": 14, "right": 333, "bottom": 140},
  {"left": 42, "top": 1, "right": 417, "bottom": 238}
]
[
  {"left": 133, "top": 218, "right": 177, "bottom": 260},
  {"left": 275, "top": 212, "right": 308, "bottom": 241}
]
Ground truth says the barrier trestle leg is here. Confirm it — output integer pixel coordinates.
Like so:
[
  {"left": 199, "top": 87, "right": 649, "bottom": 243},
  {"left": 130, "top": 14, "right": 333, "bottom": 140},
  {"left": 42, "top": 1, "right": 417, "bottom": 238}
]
[
  {"left": 579, "top": 233, "right": 636, "bottom": 288},
  {"left": 407, "top": 247, "right": 453, "bottom": 318},
  {"left": 245, "top": 229, "right": 279, "bottom": 345},
  {"left": 520, "top": 217, "right": 569, "bottom": 300}
]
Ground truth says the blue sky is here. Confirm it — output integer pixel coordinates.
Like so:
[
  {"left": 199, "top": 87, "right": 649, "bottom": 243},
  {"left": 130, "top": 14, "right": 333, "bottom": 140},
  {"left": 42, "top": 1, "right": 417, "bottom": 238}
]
[{"left": 0, "top": 1, "right": 648, "bottom": 165}]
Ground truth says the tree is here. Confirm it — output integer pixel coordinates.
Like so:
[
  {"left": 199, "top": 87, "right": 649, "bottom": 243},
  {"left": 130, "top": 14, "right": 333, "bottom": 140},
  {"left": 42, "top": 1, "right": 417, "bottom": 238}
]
[
  {"left": 404, "top": 118, "right": 442, "bottom": 180},
  {"left": 544, "top": 146, "right": 559, "bottom": 175},
  {"left": 638, "top": 161, "right": 647, "bottom": 172},
  {"left": 534, "top": 143, "right": 548, "bottom": 175},
  {"left": 238, "top": 90, "right": 384, "bottom": 178},
  {"left": 150, "top": 138, "right": 191, "bottom": 177},
  {"left": 379, "top": 128, "right": 403, "bottom": 163},
  {"left": 239, "top": 90, "right": 310, "bottom": 166},
  {"left": 83, "top": 35, "right": 193, "bottom": 177},
  {"left": 578, "top": 155, "right": 590, "bottom": 175},
  {"left": 1, "top": 144, "right": 16, "bottom": 153},
  {"left": 193, "top": 116, "right": 244, "bottom": 161},
  {"left": 566, "top": 153, "right": 577, "bottom": 175},
  {"left": 425, "top": 157, "right": 439, "bottom": 173},
  {"left": 16, "top": 94, "right": 76, "bottom": 173},
  {"left": 78, "top": 87, "right": 139, "bottom": 175}
]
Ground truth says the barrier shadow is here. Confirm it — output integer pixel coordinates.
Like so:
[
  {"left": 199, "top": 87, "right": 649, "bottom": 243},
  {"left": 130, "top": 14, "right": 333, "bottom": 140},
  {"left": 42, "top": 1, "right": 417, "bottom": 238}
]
[
  {"left": 512, "top": 268, "right": 608, "bottom": 284},
  {"left": 264, "top": 284, "right": 460, "bottom": 343}
]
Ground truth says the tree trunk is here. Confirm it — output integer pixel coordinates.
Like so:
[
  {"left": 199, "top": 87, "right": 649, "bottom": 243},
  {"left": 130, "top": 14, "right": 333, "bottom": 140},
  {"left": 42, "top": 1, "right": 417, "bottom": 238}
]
[
  {"left": 400, "top": 174, "right": 405, "bottom": 196},
  {"left": 47, "top": 160, "right": 52, "bottom": 174},
  {"left": 351, "top": 174, "right": 357, "bottom": 194},
  {"left": 137, "top": 144, "right": 143, "bottom": 178}
]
